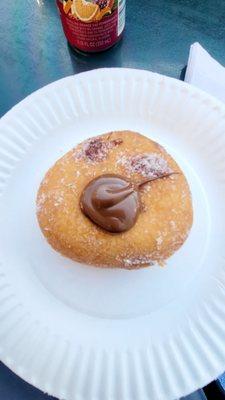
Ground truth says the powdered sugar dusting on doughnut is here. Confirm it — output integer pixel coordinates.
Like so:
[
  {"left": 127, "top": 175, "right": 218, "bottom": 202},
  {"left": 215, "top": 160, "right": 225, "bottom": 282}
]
[
  {"left": 122, "top": 256, "right": 156, "bottom": 268},
  {"left": 36, "top": 172, "right": 78, "bottom": 218},
  {"left": 36, "top": 192, "right": 47, "bottom": 213},
  {"left": 118, "top": 153, "right": 172, "bottom": 178},
  {"left": 37, "top": 190, "right": 66, "bottom": 213},
  {"left": 74, "top": 136, "right": 123, "bottom": 163},
  {"left": 156, "top": 236, "right": 163, "bottom": 247}
]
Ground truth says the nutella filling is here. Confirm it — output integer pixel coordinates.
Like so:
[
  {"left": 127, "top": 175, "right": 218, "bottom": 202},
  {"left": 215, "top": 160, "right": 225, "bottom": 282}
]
[
  {"left": 80, "top": 174, "right": 140, "bottom": 233},
  {"left": 80, "top": 172, "right": 177, "bottom": 233}
]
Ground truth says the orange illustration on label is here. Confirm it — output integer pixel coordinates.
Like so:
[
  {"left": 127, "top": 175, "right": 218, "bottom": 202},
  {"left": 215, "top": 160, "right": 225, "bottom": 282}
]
[{"left": 63, "top": 0, "right": 114, "bottom": 22}]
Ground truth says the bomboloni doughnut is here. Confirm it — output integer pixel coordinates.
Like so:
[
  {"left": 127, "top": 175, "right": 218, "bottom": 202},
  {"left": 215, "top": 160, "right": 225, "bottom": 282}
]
[{"left": 37, "top": 131, "right": 193, "bottom": 269}]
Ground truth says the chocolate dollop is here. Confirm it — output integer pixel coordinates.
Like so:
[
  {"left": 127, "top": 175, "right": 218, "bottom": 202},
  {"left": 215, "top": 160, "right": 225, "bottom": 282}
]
[{"left": 80, "top": 174, "right": 140, "bottom": 233}]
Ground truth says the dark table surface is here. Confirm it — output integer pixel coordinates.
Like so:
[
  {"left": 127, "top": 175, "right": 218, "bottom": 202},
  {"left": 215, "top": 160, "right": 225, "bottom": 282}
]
[{"left": 0, "top": 0, "right": 225, "bottom": 399}]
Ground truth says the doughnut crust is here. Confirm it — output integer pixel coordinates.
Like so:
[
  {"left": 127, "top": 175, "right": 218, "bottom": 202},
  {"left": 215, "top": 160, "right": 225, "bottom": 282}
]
[{"left": 37, "top": 131, "right": 193, "bottom": 269}]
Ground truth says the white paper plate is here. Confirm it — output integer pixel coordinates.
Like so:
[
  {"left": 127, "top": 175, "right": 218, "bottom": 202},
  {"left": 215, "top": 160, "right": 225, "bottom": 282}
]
[{"left": 0, "top": 68, "right": 225, "bottom": 400}]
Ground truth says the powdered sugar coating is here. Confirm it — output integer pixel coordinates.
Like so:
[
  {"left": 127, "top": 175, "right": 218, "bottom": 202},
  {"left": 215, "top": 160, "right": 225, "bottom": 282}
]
[
  {"left": 36, "top": 190, "right": 66, "bottom": 213},
  {"left": 36, "top": 177, "right": 77, "bottom": 217},
  {"left": 122, "top": 256, "right": 156, "bottom": 268},
  {"left": 156, "top": 236, "right": 163, "bottom": 247},
  {"left": 118, "top": 153, "right": 172, "bottom": 178},
  {"left": 74, "top": 136, "right": 123, "bottom": 163}
]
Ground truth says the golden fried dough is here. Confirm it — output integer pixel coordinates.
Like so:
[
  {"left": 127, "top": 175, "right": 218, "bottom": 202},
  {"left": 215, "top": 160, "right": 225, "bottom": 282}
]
[{"left": 37, "top": 131, "right": 193, "bottom": 269}]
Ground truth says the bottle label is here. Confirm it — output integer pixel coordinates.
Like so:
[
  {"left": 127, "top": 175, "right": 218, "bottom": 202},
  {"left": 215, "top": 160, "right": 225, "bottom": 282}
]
[{"left": 56, "top": 0, "right": 125, "bottom": 52}]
